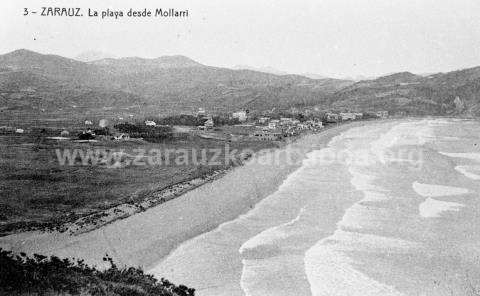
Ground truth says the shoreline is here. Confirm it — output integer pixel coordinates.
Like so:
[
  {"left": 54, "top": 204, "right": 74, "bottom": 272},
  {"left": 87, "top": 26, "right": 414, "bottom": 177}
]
[
  {"left": 68, "top": 121, "right": 368, "bottom": 237},
  {"left": 0, "top": 120, "right": 372, "bottom": 270}
]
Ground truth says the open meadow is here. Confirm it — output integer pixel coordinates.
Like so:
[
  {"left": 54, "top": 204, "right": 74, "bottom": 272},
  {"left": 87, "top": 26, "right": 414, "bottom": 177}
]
[{"left": 0, "top": 120, "right": 276, "bottom": 235}]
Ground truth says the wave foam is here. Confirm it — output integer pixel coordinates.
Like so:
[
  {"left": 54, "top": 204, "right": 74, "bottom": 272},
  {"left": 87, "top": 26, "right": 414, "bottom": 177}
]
[
  {"left": 305, "top": 230, "right": 414, "bottom": 296},
  {"left": 419, "top": 197, "right": 465, "bottom": 218},
  {"left": 239, "top": 208, "right": 304, "bottom": 254},
  {"left": 455, "top": 165, "right": 480, "bottom": 180},
  {"left": 412, "top": 182, "right": 469, "bottom": 197},
  {"left": 439, "top": 152, "right": 480, "bottom": 162}
]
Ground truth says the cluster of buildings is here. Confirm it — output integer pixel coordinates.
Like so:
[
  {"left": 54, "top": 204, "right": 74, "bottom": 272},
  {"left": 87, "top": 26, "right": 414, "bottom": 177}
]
[
  {"left": 74, "top": 107, "right": 390, "bottom": 143},
  {"left": 250, "top": 116, "right": 324, "bottom": 141},
  {"left": 191, "top": 107, "right": 390, "bottom": 142},
  {"left": 324, "top": 112, "right": 364, "bottom": 122}
]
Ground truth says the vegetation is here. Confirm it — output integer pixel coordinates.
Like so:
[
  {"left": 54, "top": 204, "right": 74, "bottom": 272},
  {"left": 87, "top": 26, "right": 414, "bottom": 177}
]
[
  {"left": 0, "top": 130, "right": 275, "bottom": 236},
  {"left": 0, "top": 248, "right": 194, "bottom": 295},
  {"left": 114, "top": 123, "right": 173, "bottom": 142},
  {"left": 154, "top": 115, "right": 206, "bottom": 126}
]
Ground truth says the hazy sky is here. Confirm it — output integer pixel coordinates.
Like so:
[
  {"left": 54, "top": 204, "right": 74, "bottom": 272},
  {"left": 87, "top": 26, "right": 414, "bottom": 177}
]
[{"left": 2, "top": 0, "right": 480, "bottom": 78}]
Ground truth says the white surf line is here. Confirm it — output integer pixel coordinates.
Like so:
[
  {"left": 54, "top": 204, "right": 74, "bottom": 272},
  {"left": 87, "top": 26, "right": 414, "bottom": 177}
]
[
  {"left": 305, "top": 230, "right": 411, "bottom": 296},
  {"left": 439, "top": 152, "right": 480, "bottom": 162},
  {"left": 454, "top": 165, "right": 480, "bottom": 180},
  {"left": 413, "top": 182, "right": 468, "bottom": 218},
  {"left": 418, "top": 198, "right": 465, "bottom": 218},
  {"left": 239, "top": 207, "right": 305, "bottom": 254},
  {"left": 239, "top": 207, "right": 305, "bottom": 296},
  {"left": 412, "top": 181, "right": 470, "bottom": 197}
]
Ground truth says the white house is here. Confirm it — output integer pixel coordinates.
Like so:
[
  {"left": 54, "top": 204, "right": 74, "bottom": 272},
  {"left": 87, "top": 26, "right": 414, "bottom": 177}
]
[
  {"left": 145, "top": 120, "right": 157, "bottom": 126},
  {"left": 84, "top": 120, "right": 93, "bottom": 125},
  {"left": 353, "top": 113, "right": 363, "bottom": 119},
  {"left": 197, "top": 108, "right": 206, "bottom": 116},
  {"left": 268, "top": 120, "right": 280, "bottom": 129},
  {"left": 339, "top": 112, "right": 356, "bottom": 121},
  {"left": 232, "top": 111, "right": 247, "bottom": 122},
  {"left": 376, "top": 111, "right": 389, "bottom": 119},
  {"left": 258, "top": 117, "right": 270, "bottom": 124},
  {"left": 325, "top": 113, "right": 339, "bottom": 123}
]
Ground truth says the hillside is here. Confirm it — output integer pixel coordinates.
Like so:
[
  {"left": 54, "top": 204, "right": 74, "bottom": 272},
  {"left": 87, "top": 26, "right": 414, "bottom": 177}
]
[
  {"left": 2, "top": 49, "right": 480, "bottom": 120},
  {"left": 327, "top": 68, "right": 480, "bottom": 116},
  {"left": 0, "top": 50, "right": 353, "bottom": 121}
]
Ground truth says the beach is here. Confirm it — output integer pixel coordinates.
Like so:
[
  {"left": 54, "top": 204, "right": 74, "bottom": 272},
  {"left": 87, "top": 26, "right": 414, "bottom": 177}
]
[
  {"left": 149, "top": 118, "right": 480, "bottom": 296},
  {"left": 0, "top": 121, "right": 362, "bottom": 270},
  {"left": 3, "top": 118, "right": 480, "bottom": 296}
]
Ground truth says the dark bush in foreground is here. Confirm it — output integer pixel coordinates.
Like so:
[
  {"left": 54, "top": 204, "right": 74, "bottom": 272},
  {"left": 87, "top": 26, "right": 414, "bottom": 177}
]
[{"left": 0, "top": 248, "right": 195, "bottom": 296}]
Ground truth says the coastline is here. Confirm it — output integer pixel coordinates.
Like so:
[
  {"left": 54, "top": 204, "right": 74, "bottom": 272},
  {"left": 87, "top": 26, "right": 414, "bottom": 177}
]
[{"left": 0, "top": 120, "right": 369, "bottom": 270}]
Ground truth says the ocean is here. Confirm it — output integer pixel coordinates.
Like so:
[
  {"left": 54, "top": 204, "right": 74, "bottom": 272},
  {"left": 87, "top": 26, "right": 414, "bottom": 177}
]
[{"left": 149, "top": 118, "right": 480, "bottom": 296}]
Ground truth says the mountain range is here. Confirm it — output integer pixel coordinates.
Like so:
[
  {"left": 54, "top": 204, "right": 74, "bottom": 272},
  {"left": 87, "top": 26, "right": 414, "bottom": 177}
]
[{"left": 1, "top": 49, "right": 479, "bottom": 123}]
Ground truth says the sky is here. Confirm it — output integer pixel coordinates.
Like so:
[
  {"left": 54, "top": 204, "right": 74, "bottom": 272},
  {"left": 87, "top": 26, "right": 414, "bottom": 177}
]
[{"left": 1, "top": 0, "right": 480, "bottom": 78}]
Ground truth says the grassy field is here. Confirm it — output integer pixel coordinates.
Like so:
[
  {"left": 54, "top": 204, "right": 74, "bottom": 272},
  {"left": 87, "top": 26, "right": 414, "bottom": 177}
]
[{"left": 0, "top": 126, "right": 276, "bottom": 235}]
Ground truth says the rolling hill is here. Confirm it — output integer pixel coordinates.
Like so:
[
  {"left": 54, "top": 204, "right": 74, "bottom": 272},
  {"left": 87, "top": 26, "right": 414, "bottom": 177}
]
[
  {"left": 0, "top": 49, "right": 353, "bottom": 121},
  {"left": 1, "top": 48, "right": 480, "bottom": 123},
  {"left": 327, "top": 68, "right": 480, "bottom": 116}
]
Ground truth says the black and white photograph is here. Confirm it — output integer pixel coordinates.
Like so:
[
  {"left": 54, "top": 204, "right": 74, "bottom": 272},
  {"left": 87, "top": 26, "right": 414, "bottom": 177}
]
[{"left": 1, "top": 0, "right": 480, "bottom": 295}]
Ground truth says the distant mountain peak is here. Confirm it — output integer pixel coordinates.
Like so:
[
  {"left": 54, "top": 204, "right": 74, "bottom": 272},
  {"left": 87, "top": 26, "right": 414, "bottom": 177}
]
[
  {"left": 153, "top": 55, "right": 202, "bottom": 66},
  {"left": 9, "top": 48, "right": 36, "bottom": 54},
  {"left": 3, "top": 49, "right": 43, "bottom": 59},
  {"left": 74, "top": 50, "right": 116, "bottom": 62},
  {"left": 90, "top": 55, "right": 203, "bottom": 69}
]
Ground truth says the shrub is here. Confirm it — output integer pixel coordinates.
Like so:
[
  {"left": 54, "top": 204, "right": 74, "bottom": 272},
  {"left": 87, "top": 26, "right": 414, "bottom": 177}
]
[{"left": 0, "top": 249, "right": 195, "bottom": 296}]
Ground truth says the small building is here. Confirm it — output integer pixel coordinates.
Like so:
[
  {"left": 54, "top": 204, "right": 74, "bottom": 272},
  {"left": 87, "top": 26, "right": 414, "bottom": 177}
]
[
  {"left": 268, "top": 120, "right": 280, "bottom": 129},
  {"left": 251, "top": 131, "right": 282, "bottom": 141},
  {"left": 258, "top": 117, "right": 270, "bottom": 124},
  {"left": 297, "top": 123, "right": 308, "bottom": 130},
  {"left": 308, "top": 120, "right": 323, "bottom": 129},
  {"left": 15, "top": 128, "right": 24, "bottom": 134},
  {"left": 339, "top": 112, "right": 356, "bottom": 121},
  {"left": 60, "top": 130, "right": 70, "bottom": 137},
  {"left": 325, "top": 113, "right": 339, "bottom": 123},
  {"left": 232, "top": 111, "right": 248, "bottom": 122},
  {"left": 84, "top": 120, "right": 93, "bottom": 125},
  {"left": 145, "top": 120, "right": 157, "bottom": 126},
  {"left": 197, "top": 108, "right": 206, "bottom": 116},
  {"left": 113, "top": 133, "right": 130, "bottom": 141},
  {"left": 353, "top": 113, "right": 363, "bottom": 119},
  {"left": 376, "top": 111, "right": 389, "bottom": 119},
  {"left": 204, "top": 117, "right": 214, "bottom": 129}
]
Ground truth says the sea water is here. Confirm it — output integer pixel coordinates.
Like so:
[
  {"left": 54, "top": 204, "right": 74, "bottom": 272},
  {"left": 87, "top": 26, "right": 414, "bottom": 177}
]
[{"left": 150, "top": 118, "right": 480, "bottom": 296}]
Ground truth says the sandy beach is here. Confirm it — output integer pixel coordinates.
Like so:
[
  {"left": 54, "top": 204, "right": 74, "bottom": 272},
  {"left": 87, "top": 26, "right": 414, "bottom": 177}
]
[
  {"left": 0, "top": 122, "right": 364, "bottom": 270},
  {"left": 146, "top": 118, "right": 480, "bottom": 296},
  {"left": 2, "top": 118, "right": 480, "bottom": 296}
]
